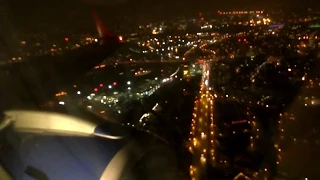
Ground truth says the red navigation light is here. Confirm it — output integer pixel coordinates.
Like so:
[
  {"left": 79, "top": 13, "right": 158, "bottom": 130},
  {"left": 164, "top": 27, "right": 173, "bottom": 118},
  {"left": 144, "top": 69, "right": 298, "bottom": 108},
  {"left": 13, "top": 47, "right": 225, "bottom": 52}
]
[
  {"left": 244, "top": 39, "right": 247, "bottom": 42},
  {"left": 238, "top": 39, "right": 241, "bottom": 42},
  {"left": 113, "top": 82, "right": 117, "bottom": 86},
  {"left": 94, "top": 88, "right": 98, "bottom": 92},
  {"left": 99, "top": 84, "right": 103, "bottom": 87},
  {"left": 64, "top": 37, "right": 69, "bottom": 42}
]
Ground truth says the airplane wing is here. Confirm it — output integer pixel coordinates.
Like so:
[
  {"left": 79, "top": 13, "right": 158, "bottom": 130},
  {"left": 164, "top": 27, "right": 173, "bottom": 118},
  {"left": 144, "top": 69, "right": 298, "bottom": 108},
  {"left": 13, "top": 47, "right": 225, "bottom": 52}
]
[
  {"left": 0, "top": 11, "right": 122, "bottom": 110},
  {"left": 91, "top": 10, "right": 114, "bottom": 38}
]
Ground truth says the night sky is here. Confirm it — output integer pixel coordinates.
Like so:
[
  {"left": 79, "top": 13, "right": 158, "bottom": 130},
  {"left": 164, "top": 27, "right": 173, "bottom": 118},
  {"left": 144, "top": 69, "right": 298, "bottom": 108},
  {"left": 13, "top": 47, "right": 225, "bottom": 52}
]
[{"left": 2, "top": 0, "right": 319, "bottom": 33}]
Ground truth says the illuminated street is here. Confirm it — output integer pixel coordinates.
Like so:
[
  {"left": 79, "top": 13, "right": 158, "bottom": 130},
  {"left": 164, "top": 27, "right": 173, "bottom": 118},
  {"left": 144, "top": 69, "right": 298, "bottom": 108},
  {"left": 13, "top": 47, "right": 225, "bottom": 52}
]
[{"left": 188, "top": 61, "right": 216, "bottom": 180}]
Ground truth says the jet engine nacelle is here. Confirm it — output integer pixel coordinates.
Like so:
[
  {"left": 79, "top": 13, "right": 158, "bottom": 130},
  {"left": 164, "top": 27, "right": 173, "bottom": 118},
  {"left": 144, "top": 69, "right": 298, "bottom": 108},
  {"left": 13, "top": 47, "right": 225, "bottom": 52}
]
[{"left": 0, "top": 110, "right": 177, "bottom": 180}]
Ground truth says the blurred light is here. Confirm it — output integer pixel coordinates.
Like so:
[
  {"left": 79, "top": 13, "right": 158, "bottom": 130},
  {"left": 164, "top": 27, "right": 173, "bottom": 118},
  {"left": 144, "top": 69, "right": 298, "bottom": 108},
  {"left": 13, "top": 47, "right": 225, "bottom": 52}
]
[
  {"left": 64, "top": 37, "right": 69, "bottom": 41},
  {"left": 113, "top": 82, "right": 117, "bottom": 86},
  {"left": 55, "top": 91, "right": 67, "bottom": 97},
  {"left": 94, "top": 88, "right": 98, "bottom": 92},
  {"left": 77, "top": 91, "right": 81, "bottom": 95},
  {"left": 99, "top": 84, "right": 103, "bottom": 87},
  {"left": 205, "top": 80, "right": 208, "bottom": 86}
]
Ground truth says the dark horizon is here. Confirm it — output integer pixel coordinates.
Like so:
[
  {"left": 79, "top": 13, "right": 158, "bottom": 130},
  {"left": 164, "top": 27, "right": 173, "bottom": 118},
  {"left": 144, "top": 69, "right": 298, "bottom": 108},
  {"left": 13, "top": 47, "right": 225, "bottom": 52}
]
[{"left": 3, "top": 0, "right": 319, "bottom": 33}]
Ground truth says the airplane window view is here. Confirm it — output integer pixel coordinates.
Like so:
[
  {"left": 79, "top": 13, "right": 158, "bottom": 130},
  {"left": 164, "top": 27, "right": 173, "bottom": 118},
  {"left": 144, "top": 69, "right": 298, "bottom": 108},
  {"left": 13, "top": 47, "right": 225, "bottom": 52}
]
[{"left": 0, "top": 0, "right": 320, "bottom": 179}]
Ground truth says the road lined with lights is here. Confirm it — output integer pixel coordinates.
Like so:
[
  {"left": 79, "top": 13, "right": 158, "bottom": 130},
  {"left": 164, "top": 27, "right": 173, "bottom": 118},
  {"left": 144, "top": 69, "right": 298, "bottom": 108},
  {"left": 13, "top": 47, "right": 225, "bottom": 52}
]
[{"left": 188, "top": 61, "right": 216, "bottom": 180}]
